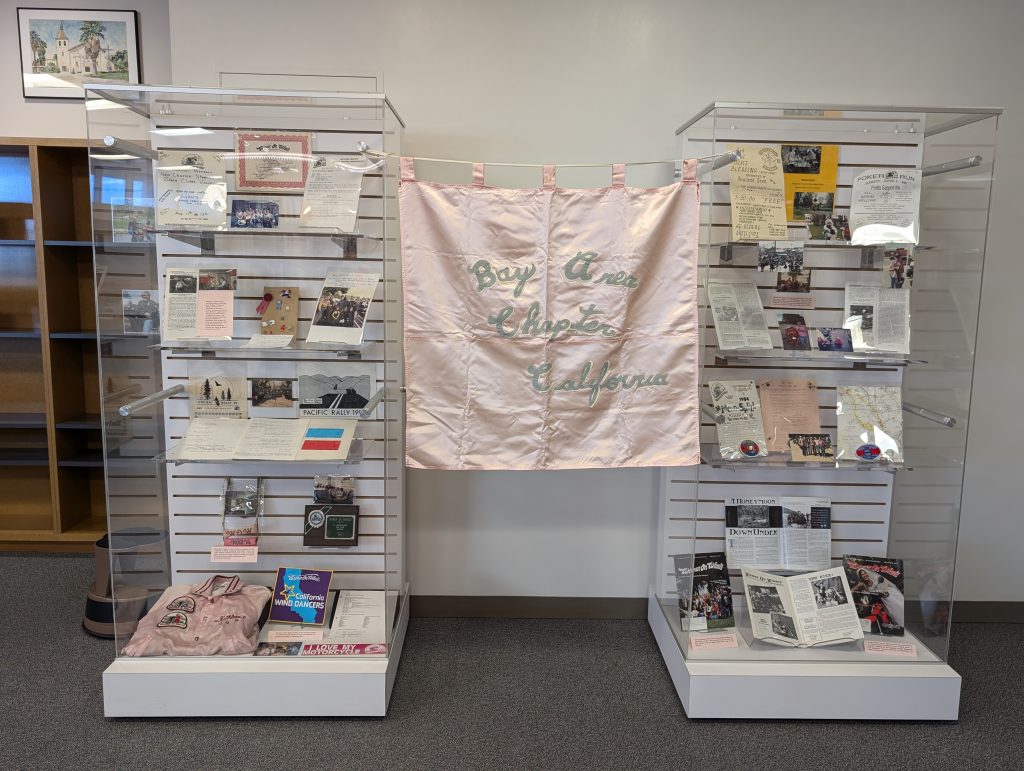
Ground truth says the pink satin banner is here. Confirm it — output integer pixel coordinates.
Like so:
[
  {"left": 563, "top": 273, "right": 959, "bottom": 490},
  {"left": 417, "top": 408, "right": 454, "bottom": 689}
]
[{"left": 399, "top": 159, "right": 701, "bottom": 470}]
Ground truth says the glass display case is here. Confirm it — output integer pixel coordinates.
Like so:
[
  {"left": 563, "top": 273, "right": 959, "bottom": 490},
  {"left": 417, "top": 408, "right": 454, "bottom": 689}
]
[
  {"left": 85, "top": 84, "right": 406, "bottom": 717},
  {"left": 651, "top": 102, "right": 999, "bottom": 720}
]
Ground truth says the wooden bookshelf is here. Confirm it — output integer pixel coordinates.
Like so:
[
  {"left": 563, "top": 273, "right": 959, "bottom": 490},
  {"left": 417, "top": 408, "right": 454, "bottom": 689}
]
[{"left": 0, "top": 137, "right": 105, "bottom": 552}]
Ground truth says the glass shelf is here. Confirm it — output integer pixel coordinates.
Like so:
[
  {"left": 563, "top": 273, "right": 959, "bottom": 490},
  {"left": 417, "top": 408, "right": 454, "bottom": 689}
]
[
  {"left": 154, "top": 338, "right": 367, "bottom": 358},
  {"left": 700, "top": 444, "right": 905, "bottom": 472},
  {"left": 712, "top": 349, "right": 924, "bottom": 367},
  {"left": 713, "top": 240, "right": 863, "bottom": 250},
  {"left": 160, "top": 229, "right": 379, "bottom": 250}
]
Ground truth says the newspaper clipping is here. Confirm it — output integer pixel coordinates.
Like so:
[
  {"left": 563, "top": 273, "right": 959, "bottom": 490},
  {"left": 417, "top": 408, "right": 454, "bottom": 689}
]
[
  {"left": 707, "top": 282, "right": 772, "bottom": 351},
  {"left": 843, "top": 284, "right": 910, "bottom": 354}
]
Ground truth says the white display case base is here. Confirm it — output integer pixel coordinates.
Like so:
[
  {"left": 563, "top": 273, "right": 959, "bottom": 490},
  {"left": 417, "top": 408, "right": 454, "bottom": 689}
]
[
  {"left": 648, "top": 593, "right": 961, "bottom": 720},
  {"left": 103, "top": 591, "right": 409, "bottom": 718}
]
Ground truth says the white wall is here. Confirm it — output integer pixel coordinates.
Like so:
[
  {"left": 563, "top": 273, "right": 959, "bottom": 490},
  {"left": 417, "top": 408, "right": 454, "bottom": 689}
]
[
  {"left": 152, "top": 0, "right": 1024, "bottom": 601},
  {"left": 0, "top": 0, "right": 170, "bottom": 138}
]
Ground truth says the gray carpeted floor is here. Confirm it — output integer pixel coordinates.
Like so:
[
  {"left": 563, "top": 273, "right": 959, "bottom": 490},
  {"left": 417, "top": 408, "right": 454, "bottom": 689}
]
[{"left": 1, "top": 552, "right": 1022, "bottom": 770}]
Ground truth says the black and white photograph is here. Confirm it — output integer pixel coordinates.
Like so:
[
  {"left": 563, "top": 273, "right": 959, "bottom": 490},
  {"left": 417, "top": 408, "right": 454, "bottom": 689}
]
[
  {"left": 747, "top": 585, "right": 786, "bottom": 615},
  {"left": 782, "top": 145, "right": 822, "bottom": 174},
  {"left": 735, "top": 504, "right": 771, "bottom": 529},
  {"left": 811, "top": 575, "right": 849, "bottom": 608},
  {"left": 121, "top": 289, "right": 159, "bottom": 334},
  {"left": 770, "top": 612, "right": 799, "bottom": 640},
  {"left": 784, "top": 505, "right": 809, "bottom": 528},
  {"left": 169, "top": 273, "right": 197, "bottom": 294},
  {"left": 312, "top": 285, "right": 370, "bottom": 329},
  {"left": 251, "top": 378, "right": 293, "bottom": 409},
  {"left": 716, "top": 304, "right": 739, "bottom": 323},
  {"left": 298, "top": 368, "right": 373, "bottom": 417},
  {"left": 231, "top": 199, "right": 280, "bottom": 229},
  {"left": 757, "top": 241, "right": 804, "bottom": 273},
  {"left": 848, "top": 303, "right": 874, "bottom": 331},
  {"left": 740, "top": 307, "right": 767, "bottom": 330}
]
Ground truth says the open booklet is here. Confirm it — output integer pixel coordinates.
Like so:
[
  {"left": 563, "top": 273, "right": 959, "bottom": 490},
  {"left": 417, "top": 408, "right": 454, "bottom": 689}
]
[
  {"left": 742, "top": 567, "right": 864, "bottom": 648},
  {"left": 725, "top": 497, "right": 832, "bottom": 572}
]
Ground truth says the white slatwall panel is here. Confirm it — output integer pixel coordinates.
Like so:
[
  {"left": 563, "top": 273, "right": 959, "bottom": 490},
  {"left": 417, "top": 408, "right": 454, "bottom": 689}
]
[{"left": 148, "top": 118, "right": 403, "bottom": 592}]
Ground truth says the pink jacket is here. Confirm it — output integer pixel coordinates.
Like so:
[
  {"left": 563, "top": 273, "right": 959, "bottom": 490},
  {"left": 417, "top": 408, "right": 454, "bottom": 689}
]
[{"left": 122, "top": 575, "right": 271, "bottom": 657}]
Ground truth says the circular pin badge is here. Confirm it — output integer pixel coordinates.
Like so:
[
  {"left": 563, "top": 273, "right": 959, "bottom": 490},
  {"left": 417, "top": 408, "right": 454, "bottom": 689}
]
[
  {"left": 739, "top": 440, "right": 760, "bottom": 457},
  {"left": 856, "top": 444, "right": 881, "bottom": 460},
  {"left": 308, "top": 508, "right": 326, "bottom": 527}
]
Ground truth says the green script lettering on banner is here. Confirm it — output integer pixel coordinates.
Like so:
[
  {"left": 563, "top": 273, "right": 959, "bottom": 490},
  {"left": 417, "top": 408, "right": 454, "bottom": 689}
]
[
  {"left": 486, "top": 302, "right": 618, "bottom": 342},
  {"left": 563, "top": 251, "right": 639, "bottom": 290},
  {"left": 528, "top": 360, "right": 670, "bottom": 407},
  {"left": 468, "top": 260, "right": 537, "bottom": 298}
]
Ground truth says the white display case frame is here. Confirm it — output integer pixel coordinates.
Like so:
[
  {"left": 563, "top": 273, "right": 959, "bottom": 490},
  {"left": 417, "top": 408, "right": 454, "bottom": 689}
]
[
  {"left": 653, "top": 102, "right": 1000, "bottom": 720},
  {"left": 85, "top": 84, "right": 407, "bottom": 717}
]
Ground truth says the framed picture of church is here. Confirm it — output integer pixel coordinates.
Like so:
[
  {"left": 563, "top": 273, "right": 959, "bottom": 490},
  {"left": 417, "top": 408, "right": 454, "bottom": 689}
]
[{"left": 17, "top": 8, "right": 140, "bottom": 99}]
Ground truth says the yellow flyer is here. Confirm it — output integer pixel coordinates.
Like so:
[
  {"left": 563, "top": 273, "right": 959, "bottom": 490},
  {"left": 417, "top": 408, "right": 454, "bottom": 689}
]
[{"left": 783, "top": 144, "right": 839, "bottom": 221}]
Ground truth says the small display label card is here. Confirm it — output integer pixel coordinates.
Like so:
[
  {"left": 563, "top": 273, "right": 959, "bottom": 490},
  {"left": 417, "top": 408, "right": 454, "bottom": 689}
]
[
  {"left": 864, "top": 639, "right": 918, "bottom": 657},
  {"left": 688, "top": 631, "right": 739, "bottom": 651},
  {"left": 209, "top": 545, "right": 258, "bottom": 563}
]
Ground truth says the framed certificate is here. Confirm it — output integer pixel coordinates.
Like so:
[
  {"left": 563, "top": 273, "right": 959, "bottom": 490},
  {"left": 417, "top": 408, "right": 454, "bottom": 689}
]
[{"left": 235, "top": 131, "right": 312, "bottom": 192}]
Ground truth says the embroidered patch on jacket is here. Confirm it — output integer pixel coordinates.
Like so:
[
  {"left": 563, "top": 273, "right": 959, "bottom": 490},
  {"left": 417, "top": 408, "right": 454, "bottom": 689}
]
[
  {"left": 167, "top": 596, "right": 196, "bottom": 613},
  {"left": 157, "top": 611, "right": 189, "bottom": 629}
]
